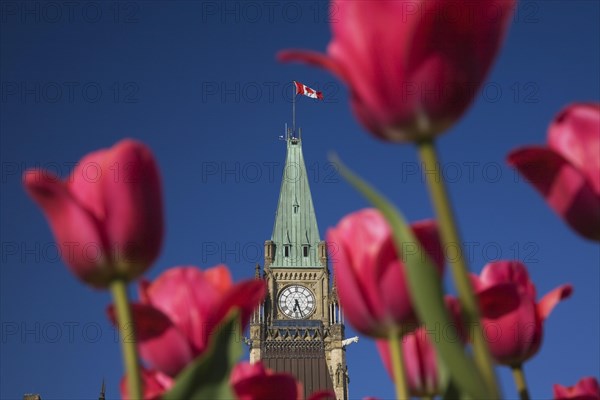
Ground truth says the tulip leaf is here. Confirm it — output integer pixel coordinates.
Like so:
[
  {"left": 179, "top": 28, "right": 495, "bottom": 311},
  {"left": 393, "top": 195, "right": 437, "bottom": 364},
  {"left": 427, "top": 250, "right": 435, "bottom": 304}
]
[
  {"left": 443, "top": 377, "right": 468, "bottom": 400},
  {"left": 162, "top": 311, "right": 243, "bottom": 400},
  {"left": 331, "top": 154, "right": 489, "bottom": 399}
]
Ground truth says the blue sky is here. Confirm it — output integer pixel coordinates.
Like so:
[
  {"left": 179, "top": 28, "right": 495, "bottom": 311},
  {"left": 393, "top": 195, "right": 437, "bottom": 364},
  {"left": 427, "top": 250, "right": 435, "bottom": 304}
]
[{"left": 1, "top": 1, "right": 599, "bottom": 399}]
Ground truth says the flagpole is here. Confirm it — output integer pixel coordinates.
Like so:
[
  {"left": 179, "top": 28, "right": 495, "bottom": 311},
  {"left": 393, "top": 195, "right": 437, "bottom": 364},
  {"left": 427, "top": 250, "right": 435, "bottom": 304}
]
[{"left": 292, "top": 82, "right": 296, "bottom": 137}]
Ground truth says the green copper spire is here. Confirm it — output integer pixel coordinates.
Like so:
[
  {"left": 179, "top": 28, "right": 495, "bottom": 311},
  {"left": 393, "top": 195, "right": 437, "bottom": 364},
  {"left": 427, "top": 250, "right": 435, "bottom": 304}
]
[{"left": 271, "top": 133, "right": 321, "bottom": 268}]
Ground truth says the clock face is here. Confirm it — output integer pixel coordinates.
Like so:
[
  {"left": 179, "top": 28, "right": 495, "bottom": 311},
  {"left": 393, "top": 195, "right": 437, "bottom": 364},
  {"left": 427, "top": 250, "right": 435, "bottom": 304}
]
[{"left": 278, "top": 285, "right": 315, "bottom": 319}]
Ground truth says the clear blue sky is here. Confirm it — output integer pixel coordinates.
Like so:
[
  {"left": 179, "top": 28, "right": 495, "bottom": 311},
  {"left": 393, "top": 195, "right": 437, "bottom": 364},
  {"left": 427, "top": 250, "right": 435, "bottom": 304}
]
[{"left": 1, "top": 1, "right": 599, "bottom": 399}]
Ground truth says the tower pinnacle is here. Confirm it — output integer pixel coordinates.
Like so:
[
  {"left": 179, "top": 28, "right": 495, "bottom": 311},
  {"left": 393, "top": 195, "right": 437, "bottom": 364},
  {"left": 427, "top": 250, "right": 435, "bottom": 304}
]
[
  {"left": 270, "top": 133, "right": 321, "bottom": 268},
  {"left": 98, "top": 379, "right": 105, "bottom": 400}
]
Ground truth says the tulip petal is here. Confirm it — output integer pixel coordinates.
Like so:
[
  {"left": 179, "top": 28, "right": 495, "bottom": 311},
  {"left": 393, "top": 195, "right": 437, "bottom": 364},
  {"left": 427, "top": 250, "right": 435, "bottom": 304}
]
[
  {"left": 328, "top": 0, "right": 419, "bottom": 123},
  {"left": 23, "top": 169, "right": 112, "bottom": 286},
  {"left": 307, "top": 390, "right": 336, "bottom": 400},
  {"left": 508, "top": 147, "right": 600, "bottom": 241},
  {"left": 277, "top": 50, "right": 350, "bottom": 85},
  {"left": 67, "top": 147, "right": 111, "bottom": 221},
  {"left": 553, "top": 376, "right": 600, "bottom": 399},
  {"left": 230, "top": 362, "right": 267, "bottom": 385},
  {"left": 217, "top": 280, "right": 266, "bottom": 329},
  {"left": 411, "top": 220, "right": 444, "bottom": 272},
  {"left": 327, "top": 227, "right": 381, "bottom": 335},
  {"left": 138, "top": 278, "right": 152, "bottom": 304},
  {"left": 479, "top": 260, "right": 536, "bottom": 298},
  {"left": 378, "top": 258, "right": 416, "bottom": 330},
  {"left": 376, "top": 329, "right": 439, "bottom": 397},
  {"left": 203, "top": 263, "right": 233, "bottom": 294},
  {"left": 477, "top": 282, "right": 520, "bottom": 319},
  {"left": 407, "top": 0, "right": 516, "bottom": 118},
  {"left": 144, "top": 266, "right": 221, "bottom": 351},
  {"left": 484, "top": 299, "right": 541, "bottom": 366},
  {"left": 108, "top": 303, "right": 195, "bottom": 376},
  {"left": 548, "top": 104, "right": 600, "bottom": 195},
  {"left": 121, "top": 368, "right": 174, "bottom": 400},
  {"left": 100, "top": 139, "right": 164, "bottom": 274},
  {"left": 537, "top": 284, "right": 573, "bottom": 321},
  {"left": 230, "top": 361, "right": 302, "bottom": 400},
  {"left": 233, "top": 374, "right": 299, "bottom": 400}
]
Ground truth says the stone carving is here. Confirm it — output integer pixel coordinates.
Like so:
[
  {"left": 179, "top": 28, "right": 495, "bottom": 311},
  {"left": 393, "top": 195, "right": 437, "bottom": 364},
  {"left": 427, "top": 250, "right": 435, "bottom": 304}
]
[{"left": 335, "top": 363, "right": 343, "bottom": 386}]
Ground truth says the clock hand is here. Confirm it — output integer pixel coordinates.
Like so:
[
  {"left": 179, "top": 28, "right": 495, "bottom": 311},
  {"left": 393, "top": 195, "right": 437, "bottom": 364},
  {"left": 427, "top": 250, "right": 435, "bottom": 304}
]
[{"left": 294, "top": 299, "right": 304, "bottom": 317}]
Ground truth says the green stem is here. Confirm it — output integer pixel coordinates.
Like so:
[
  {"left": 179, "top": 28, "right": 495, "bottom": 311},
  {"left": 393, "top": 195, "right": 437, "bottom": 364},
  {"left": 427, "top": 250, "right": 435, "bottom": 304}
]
[
  {"left": 389, "top": 329, "right": 410, "bottom": 400},
  {"left": 111, "top": 279, "right": 142, "bottom": 399},
  {"left": 511, "top": 364, "right": 531, "bottom": 400},
  {"left": 416, "top": 139, "right": 499, "bottom": 398}
]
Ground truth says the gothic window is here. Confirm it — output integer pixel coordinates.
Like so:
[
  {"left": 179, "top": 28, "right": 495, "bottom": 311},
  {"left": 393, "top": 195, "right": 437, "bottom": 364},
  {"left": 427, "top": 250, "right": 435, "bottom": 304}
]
[
  {"left": 284, "top": 245, "right": 291, "bottom": 258},
  {"left": 302, "top": 245, "right": 309, "bottom": 258}
]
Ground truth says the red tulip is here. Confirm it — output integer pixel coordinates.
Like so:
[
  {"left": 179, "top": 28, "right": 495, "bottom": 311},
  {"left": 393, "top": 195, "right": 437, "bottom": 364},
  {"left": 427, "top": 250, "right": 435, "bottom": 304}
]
[
  {"left": 231, "top": 362, "right": 335, "bottom": 400},
  {"left": 121, "top": 368, "right": 173, "bottom": 400},
  {"left": 327, "top": 209, "right": 443, "bottom": 337},
  {"left": 553, "top": 377, "right": 600, "bottom": 400},
  {"left": 376, "top": 297, "right": 466, "bottom": 397},
  {"left": 231, "top": 362, "right": 302, "bottom": 400},
  {"left": 23, "top": 139, "right": 164, "bottom": 288},
  {"left": 508, "top": 103, "right": 600, "bottom": 241},
  {"left": 278, "top": 0, "right": 515, "bottom": 142},
  {"left": 471, "top": 260, "right": 572, "bottom": 366},
  {"left": 377, "top": 327, "right": 440, "bottom": 396},
  {"left": 109, "top": 265, "right": 266, "bottom": 378}
]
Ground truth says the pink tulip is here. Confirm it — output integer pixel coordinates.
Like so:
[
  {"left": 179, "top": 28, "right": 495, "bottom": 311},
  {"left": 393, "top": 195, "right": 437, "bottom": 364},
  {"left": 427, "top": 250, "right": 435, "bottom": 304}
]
[
  {"left": 553, "top": 377, "right": 600, "bottom": 400},
  {"left": 508, "top": 103, "right": 600, "bottom": 241},
  {"left": 231, "top": 362, "right": 301, "bottom": 400},
  {"left": 123, "top": 362, "right": 332, "bottom": 400},
  {"left": 109, "top": 265, "right": 266, "bottom": 378},
  {"left": 327, "top": 209, "right": 443, "bottom": 338},
  {"left": 231, "top": 362, "right": 335, "bottom": 400},
  {"left": 471, "top": 260, "right": 572, "bottom": 366},
  {"left": 278, "top": 0, "right": 515, "bottom": 142},
  {"left": 23, "top": 139, "right": 164, "bottom": 288},
  {"left": 121, "top": 368, "right": 173, "bottom": 400},
  {"left": 377, "top": 327, "right": 439, "bottom": 397},
  {"left": 376, "top": 297, "right": 466, "bottom": 397}
]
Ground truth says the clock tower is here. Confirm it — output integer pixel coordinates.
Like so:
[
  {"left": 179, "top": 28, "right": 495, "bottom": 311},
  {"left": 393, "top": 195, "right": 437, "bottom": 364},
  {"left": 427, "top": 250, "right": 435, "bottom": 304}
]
[{"left": 249, "top": 129, "right": 348, "bottom": 400}]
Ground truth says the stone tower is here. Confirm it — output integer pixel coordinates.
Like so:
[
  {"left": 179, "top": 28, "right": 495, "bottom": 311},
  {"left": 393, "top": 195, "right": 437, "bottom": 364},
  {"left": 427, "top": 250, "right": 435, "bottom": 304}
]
[{"left": 249, "top": 130, "right": 348, "bottom": 400}]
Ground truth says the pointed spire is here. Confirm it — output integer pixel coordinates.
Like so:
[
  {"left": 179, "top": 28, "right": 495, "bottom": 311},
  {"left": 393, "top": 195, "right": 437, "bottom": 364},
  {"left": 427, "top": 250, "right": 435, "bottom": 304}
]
[
  {"left": 271, "top": 133, "right": 321, "bottom": 268},
  {"left": 254, "top": 263, "right": 261, "bottom": 279},
  {"left": 331, "top": 278, "right": 339, "bottom": 304},
  {"left": 98, "top": 379, "right": 105, "bottom": 400}
]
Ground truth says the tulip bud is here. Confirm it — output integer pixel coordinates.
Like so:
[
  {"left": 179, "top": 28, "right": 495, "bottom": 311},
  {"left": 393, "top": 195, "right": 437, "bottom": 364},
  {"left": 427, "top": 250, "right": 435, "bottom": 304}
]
[
  {"left": 471, "top": 260, "right": 572, "bottom": 366},
  {"left": 327, "top": 209, "right": 443, "bottom": 338},
  {"left": 279, "top": 0, "right": 515, "bottom": 142},
  {"left": 23, "top": 139, "right": 164, "bottom": 288}
]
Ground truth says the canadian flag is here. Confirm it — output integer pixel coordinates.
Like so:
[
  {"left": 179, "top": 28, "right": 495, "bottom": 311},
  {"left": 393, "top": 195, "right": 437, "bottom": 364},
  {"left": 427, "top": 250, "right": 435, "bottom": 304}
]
[{"left": 294, "top": 81, "right": 324, "bottom": 100}]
